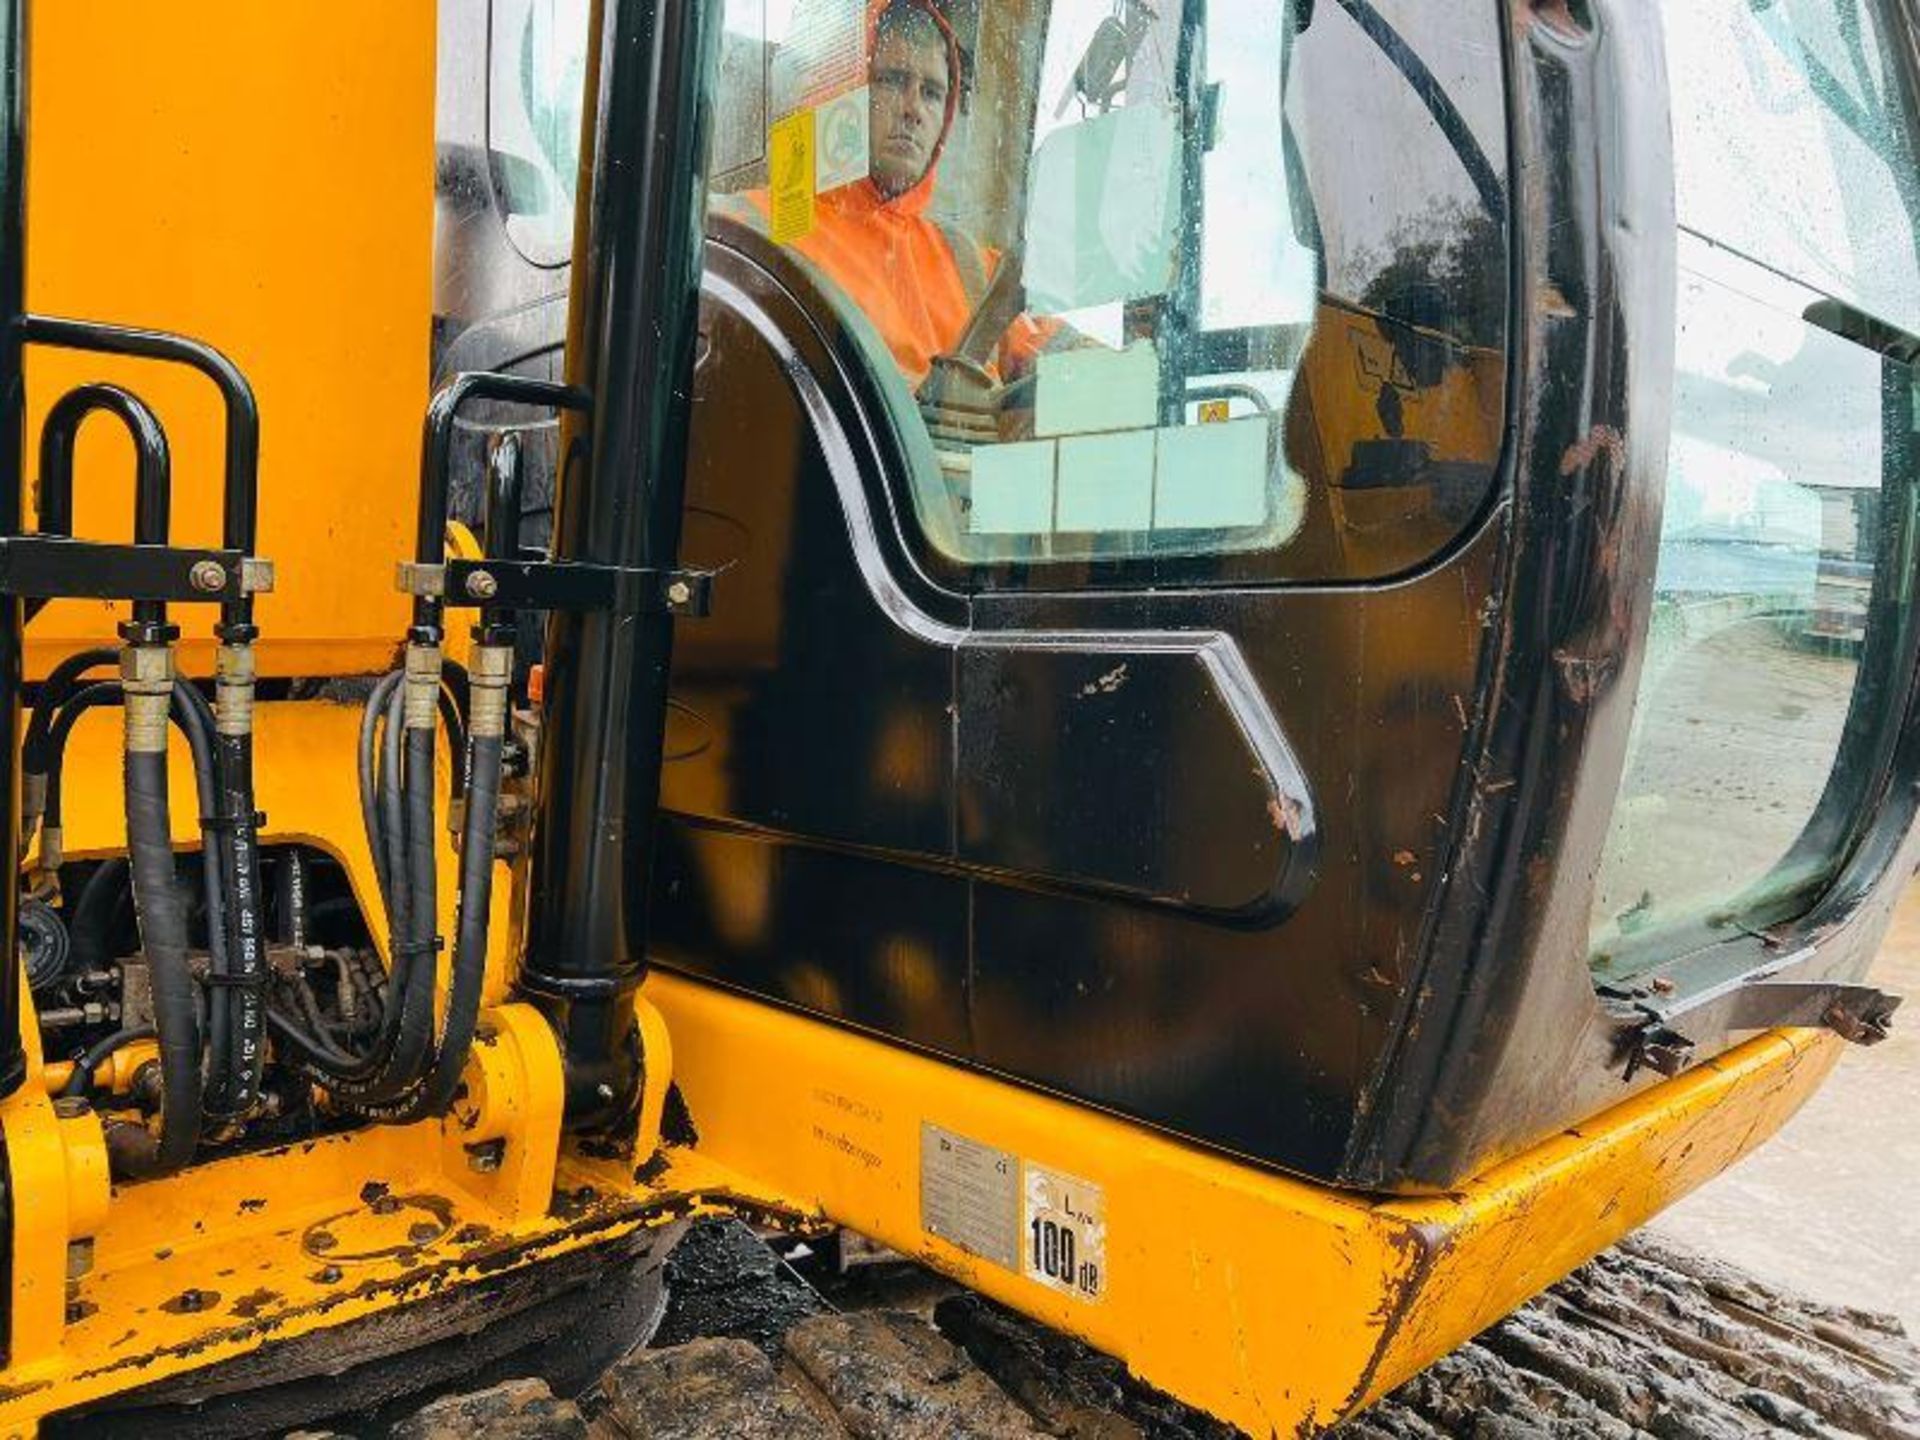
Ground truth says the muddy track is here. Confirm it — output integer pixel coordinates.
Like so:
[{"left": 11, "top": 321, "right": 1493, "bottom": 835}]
[{"left": 349, "top": 1223, "right": 1920, "bottom": 1439}]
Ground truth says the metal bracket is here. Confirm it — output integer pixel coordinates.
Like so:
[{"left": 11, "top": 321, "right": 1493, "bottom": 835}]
[
  {"left": 398, "top": 558, "right": 712, "bottom": 617},
  {"left": 1619, "top": 1019, "right": 1696, "bottom": 1082},
  {"left": 0, "top": 537, "right": 268, "bottom": 603},
  {"left": 1616, "top": 980, "right": 1901, "bottom": 1081}
]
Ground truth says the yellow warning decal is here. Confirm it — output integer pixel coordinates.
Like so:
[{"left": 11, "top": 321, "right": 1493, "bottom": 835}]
[
  {"left": 1196, "top": 399, "right": 1231, "bottom": 424},
  {"left": 769, "top": 109, "right": 816, "bottom": 246}
]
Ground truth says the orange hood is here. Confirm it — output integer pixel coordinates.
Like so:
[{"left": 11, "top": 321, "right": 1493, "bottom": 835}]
[{"left": 855, "top": 0, "right": 961, "bottom": 217}]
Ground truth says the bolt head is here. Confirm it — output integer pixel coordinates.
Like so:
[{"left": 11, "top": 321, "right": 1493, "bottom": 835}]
[
  {"left": 465, "top": 569, "right": 499, "bottom": 600},
  {"left": 665, "top": 579, "right": 693, "bottom": 607},
  {"left": 189, "top": 559, "right": 229, "bottom": 593}
]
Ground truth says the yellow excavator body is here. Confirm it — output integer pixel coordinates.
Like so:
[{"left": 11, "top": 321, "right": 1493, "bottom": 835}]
[{"left": 0, "top": 1, "right": 1909, "bottom": 1436}]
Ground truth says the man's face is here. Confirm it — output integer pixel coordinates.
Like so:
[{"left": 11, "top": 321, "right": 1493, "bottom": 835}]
[{"left": 868, "top": 23, "right": 949, "bottom": 199}]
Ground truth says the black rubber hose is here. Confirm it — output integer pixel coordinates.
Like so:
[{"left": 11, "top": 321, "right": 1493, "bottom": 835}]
[
  {"left": 380, "top": 675, "right": 410, "bottom": 934},
  {"left": 121, "top": 743, "right": 201, "bottom": 1174},
  {"left": 376, "top": 721, "right": 442, "bottom": 1095},
  {"left": 23, "top": 646, "right": 117, "bottom": 772},
  {"left": 38, "top": 678, "right": 211, "bottom": 835},
  {"left": 68, "top": 858, "right": 132, "bottom": 974},
  {"left": 271, "top": 676, "right": 433, "bottom": 1098},
  {"left": 357, "top": 670, "right": 404, "bottom": 901},
  {"left": 42, "top": 685, "right": 231, "bottom": 1112},
  {"left": 350, "top": 678, "right": 438, "bottom": 1099},
  {"left": 265, "top": 1004, "right": 374, "bottom": 1075},
  {"left": 438, "top": 684, "right": 467, "bottom": 800},
  {"left": 212, "top": 726, "right": 266, "bottom": 1111},
  {"left": 42, "top": 680, "right": 123, "bottom": 833},
  {"left": 370, "top": 729, "right": 501, "bottom": 1121},
  {"left": 404, "top": 726, "right": 438, "bottom": 967},
  {"left": 62, "top": 1024, "right": 156, "bottom": 1100},
  {"left": 170, "top": 681, "right": 240, "bottom": 1115},
  {"left": 44, "top": 686, "right": 223, "bottom": 939}
]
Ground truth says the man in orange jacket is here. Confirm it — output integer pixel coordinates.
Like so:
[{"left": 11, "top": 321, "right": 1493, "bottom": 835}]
[{"left": 722, "top": 0, "right": 1056, "bottom": 394}]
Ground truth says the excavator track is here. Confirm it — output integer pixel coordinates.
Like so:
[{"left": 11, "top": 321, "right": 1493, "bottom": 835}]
[{"left": 349, "top": 1222, "right": 1919, "bottom": 1440}]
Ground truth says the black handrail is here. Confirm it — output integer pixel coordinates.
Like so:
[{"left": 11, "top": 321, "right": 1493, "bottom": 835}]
[
  {"left": 33, "top": 382, "right": 172, "bottom": 630},
  {"left": 411, "top": 370, "right": 587, "bottom": 637},
  {"left": 21, "top": 313, "right": 261, "bottom": 637}
]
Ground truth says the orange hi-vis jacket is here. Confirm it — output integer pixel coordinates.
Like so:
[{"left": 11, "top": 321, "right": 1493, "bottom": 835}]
[
  {"left": 717, "top": 0, "right": 1051, "bottom": 389},
  {"left": 725, "top": 175, "right": 1053, "bottom": 392}
]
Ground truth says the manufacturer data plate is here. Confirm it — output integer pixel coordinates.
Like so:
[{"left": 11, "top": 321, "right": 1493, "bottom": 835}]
[
  {"left": 920, "top": 1123, "right": 1106, "bottom": 1303},
  {"left": 920, "top": 1122, "right": 1019, "bottom": 1271}
]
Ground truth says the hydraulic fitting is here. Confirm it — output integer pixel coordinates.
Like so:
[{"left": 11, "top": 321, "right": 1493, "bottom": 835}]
[
  {"left": 120, "top": 644, "right": 175, "bottom": 755},
  {"left": 214, "top": 640, "right": 256, "bottom": 737},
  {"left": 403, "top": 642, "right": 443, "bottom": 732}
]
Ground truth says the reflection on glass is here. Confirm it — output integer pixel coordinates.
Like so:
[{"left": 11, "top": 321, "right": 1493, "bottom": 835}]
[
  {"left": 1591, "top": 0, "right": 1920, "bottom": 977},
  {"left": 1667, "top": 0, "right": 1920, "bottom": 336},
  {"left": 703, "top": 0, "right": 1510, "bottom": 582},
  {"left": 488, "top": 0, "right": 592, "bottom": 267},
  {"left": 1592, "top": 243, "right": 1892, "bottom": 970}
]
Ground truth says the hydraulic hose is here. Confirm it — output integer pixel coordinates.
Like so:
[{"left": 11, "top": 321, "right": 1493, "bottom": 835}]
[
  {"left": 170, "top": 679, "right": 246, "bottom": 1116},
  {"left": 361, "top": 671, "right": 439, "bottom": 1098},
  {"left": 117, "top": 642, "right": 200, "bottom": 1175},
  {"left": 39, "top": 676, "right": 211, "bottom": 868},
  {"left": 361, "top": 438, "right": 522, "bottom": 1120},
  {"left": 42, "top": 688, "right": 225, "bottom": 927},
  {"left": 62, "top": 1024, "right": 156, "bottom": 1100},
  {"left": 366, "top": 642, "right": 509, "bottom": 1122},
  {"left": 280, "top": 638, "right": 506, "bottom": 1125},
  {"left": 39, "top": 679, "right": 123, "bottom": 874},
  {"left": 356, "top": 670, "right": 404, "bottom": 905},
  {"left": 37, "top": 679, "right": 233, "bottom": 1106},
  {"left": 207, "top": 641, "right": 266, "bottom": 1113},
  {"left": 68, "top": 857, "right": 131, "bottom": 975},
  {"left": 271, "top": 667, "right": 436, "bottom": 1102},
  {"left": 21, "top": 646, "right": 117, "bottom": 844},
  {"left": 386, "top": 646, "right": 445, "bottom": 1095},
  {"left": 439, "top": 674, "right": 468, "bottom": 801}
]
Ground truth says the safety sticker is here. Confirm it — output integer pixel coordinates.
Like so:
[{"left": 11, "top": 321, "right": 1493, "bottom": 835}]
[
  {"left": 1023, "top": 1161, "right": 1105, "bottom": 1302},
  {"left": 1196, "top": 398, "right": 1231, "bottom": 424},
  {"left": 814, "top": 85, "right": 870, "bottom": 194},
  {"left": 768, "top": 108, "right": 816, "bottom": 245},
  {"left": 920, "top": 1123, "right": 1106, "bottom": 1304}
]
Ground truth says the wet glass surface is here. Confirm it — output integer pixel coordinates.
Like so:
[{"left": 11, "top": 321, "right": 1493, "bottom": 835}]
[
  {"left": 1591, "top": 0, "right": 1920, "bottom": 974},
  {"left": 487, "top": 0, "right": 592, "bottom": 268},
  {"left": 704, "top": 0, "right": 1510, "bottom": 585}
]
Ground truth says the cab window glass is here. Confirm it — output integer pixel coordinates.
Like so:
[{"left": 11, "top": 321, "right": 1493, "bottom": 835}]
[
  {"left": 1590, "top": 0, "right": 1920, "bottom": 978},
  {"left": 488, "top": 0, "right": 591, "bottom": 268},
  {"left": 704, "top": 0, "right": 1510, "bottom": 586}
]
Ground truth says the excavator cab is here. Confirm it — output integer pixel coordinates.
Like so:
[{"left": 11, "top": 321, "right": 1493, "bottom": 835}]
[{"left": 0, "top": 0, "right": 1911, "bottom": 1433}]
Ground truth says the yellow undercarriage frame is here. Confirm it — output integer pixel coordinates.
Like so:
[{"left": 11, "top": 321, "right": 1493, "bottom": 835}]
[{"left": 0, "top": 703, "right": 1844, "bottom": 1437}]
